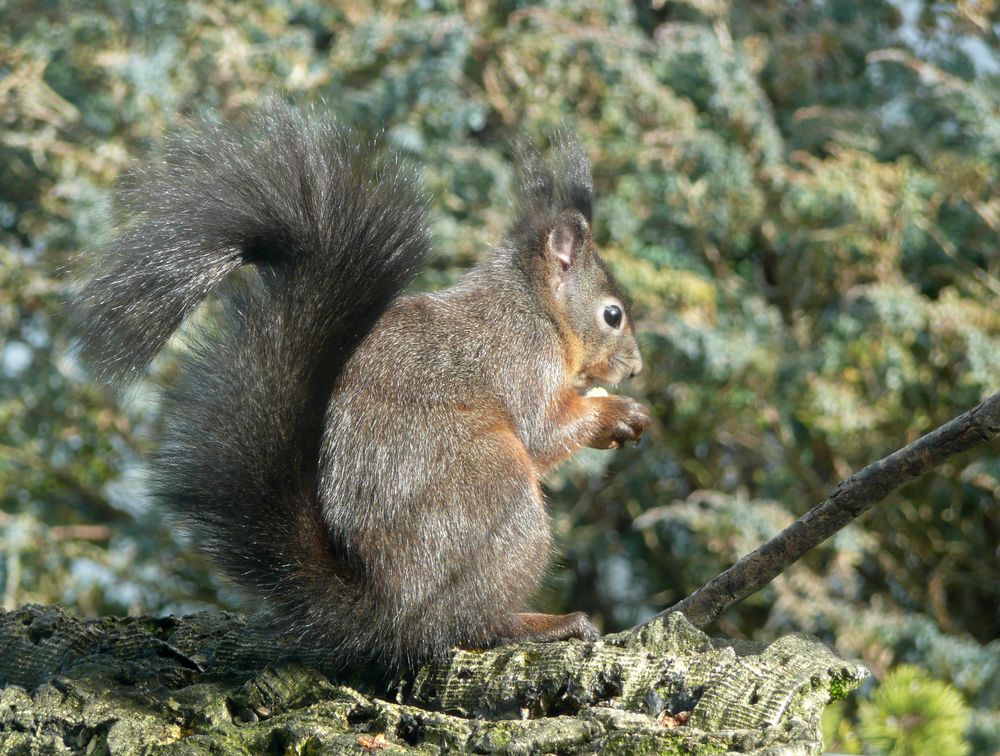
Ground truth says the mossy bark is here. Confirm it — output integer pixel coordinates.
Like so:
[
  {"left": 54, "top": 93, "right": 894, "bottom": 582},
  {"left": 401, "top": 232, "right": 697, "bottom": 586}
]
[{"left": 0, "top": 604, "right": 866, "bottom": 754}]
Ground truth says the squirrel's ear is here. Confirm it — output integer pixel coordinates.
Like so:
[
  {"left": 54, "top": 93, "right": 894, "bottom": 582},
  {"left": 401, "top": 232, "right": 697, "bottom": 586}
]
[{"left": 545, "top": 210, "right": 590, "bottom": 272}]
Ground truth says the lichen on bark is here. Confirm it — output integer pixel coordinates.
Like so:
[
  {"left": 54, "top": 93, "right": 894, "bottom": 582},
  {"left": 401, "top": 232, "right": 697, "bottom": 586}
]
[{"left": 0, "top": 604, "right": 866, "bottom": 754}]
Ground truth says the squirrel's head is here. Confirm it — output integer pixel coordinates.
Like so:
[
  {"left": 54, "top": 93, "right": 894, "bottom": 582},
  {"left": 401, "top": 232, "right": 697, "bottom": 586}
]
[
  {"left": 541, "top": 209, "right": 642, "bottom": 389},
  {"left": 506, "top": 131, "right": 642, "bottom": 389}
]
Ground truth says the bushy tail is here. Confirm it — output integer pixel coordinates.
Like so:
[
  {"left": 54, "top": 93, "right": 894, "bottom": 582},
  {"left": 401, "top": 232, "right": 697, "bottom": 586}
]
[
  {"left": 78, "top": 106, "right": 427, "bottom": 381},
  {"left": 78, "top": 106, "right": 429, "bottom": 660}
]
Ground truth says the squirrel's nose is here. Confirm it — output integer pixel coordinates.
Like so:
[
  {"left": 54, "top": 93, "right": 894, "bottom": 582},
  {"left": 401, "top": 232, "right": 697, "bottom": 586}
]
[{"left": 628, "top": 354, "right": 643, "bottom": 378}]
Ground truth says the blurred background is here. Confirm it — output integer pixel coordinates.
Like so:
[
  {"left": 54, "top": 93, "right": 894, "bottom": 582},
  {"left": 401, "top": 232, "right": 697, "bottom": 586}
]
[{"left": 1, "top": 0, "right": 998, "bottom": 752}]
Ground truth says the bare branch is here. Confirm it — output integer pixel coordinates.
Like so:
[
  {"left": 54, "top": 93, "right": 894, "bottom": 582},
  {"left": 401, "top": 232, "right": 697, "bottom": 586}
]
[
  {"left": 0, "top": 443, "right": 127, "bottom": 524},
  {"left": 644, "top": 391, "right": 1000, "bottom": 630}
]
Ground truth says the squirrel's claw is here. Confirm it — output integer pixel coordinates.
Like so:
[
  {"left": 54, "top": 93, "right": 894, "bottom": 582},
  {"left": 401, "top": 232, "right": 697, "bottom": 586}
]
[{"left": 590, "top": 395, "right": 651, "bottom": 450}]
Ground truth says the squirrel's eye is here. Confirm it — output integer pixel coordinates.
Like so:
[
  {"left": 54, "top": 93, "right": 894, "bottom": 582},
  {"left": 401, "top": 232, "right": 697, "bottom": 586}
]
[{"left": 603, "top": 304, "right": 622, "bottom": 328}]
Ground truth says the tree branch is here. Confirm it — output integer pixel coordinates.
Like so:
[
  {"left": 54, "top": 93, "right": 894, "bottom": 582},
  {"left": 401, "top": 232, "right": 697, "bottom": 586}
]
[
  {"left": 0, "top": 443, "right": 127, "bottom": 524},
  {"left": 0, "top": 604, "right": 868, "bottom": 754},
  {"left": 645, "top": 391, "right": 1000, "bottom": 629}
]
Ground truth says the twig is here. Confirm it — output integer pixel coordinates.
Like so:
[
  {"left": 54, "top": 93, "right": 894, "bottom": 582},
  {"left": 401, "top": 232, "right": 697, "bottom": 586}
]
[
  {"left": 49, "top": 524, "right": 114, "bottom": 541},
  {"left": 0, "top": 443, "right": 127, "bottom": 524},
  {"left": 643, "top": 391, "right": 1000, "bottom": 629}
]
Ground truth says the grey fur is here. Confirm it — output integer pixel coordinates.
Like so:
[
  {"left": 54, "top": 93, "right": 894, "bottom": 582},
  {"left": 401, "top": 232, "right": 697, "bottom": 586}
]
[{"left": 78, "top": 106, "right": 646, "bottom": 672}]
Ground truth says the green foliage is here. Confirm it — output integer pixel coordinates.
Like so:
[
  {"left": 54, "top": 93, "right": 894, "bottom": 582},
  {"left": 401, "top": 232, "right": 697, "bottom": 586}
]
[
  {"left": 827, "top": 664, "right": 978, "bottom": 755},
  {"left": 823, "top": 700, "right": 864, "bottom": 754},
  {"left": 2, "top": 0, "right": 998, "bottom": 751},
  {"left": 859, "top": 665, "right": 972, "bottom": 756}
]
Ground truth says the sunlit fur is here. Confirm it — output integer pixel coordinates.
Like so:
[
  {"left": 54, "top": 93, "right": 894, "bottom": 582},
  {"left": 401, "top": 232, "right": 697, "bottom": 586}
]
[{"left": 77, "top": 106, "right": 642, "bottom": 671}]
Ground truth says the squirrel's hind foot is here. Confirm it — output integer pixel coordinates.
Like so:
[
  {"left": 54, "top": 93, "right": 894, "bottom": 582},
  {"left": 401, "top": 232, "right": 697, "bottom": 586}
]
[{"left": 508, "top": 611, "right": 600, "bottom": 643}]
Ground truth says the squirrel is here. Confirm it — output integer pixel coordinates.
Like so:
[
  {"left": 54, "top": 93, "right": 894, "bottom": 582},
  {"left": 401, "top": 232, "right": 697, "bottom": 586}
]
[{"left": 77, "top": 106, "right": 650, "bottom": 671}]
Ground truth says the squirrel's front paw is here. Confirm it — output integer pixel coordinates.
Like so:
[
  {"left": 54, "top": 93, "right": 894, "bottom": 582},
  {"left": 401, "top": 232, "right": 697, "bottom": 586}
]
[{"left": 590, "top": 395, "right": 651, "bottom": 449}]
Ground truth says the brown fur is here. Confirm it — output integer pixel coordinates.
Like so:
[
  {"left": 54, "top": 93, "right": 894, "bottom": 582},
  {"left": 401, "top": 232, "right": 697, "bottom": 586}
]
[{"left": 77, "top": 109, "right": 649, "bottom": 670}]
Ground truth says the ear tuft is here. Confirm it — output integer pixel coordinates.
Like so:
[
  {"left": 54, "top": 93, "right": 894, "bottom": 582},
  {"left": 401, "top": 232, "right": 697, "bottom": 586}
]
[{"left": 546, "top": 210, "right": 589, "bottom": 271}]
